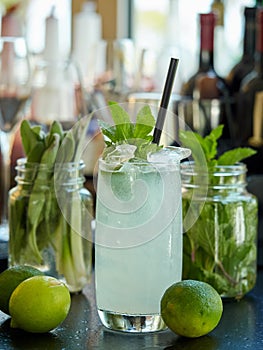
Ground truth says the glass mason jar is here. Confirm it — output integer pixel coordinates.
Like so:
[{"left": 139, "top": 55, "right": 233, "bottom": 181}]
[
  {"left": 8, "top": 158, "right": 93, "bottom": 293},
  {"left": 181, "top": 162, "right": 258, "bottom": 300}
]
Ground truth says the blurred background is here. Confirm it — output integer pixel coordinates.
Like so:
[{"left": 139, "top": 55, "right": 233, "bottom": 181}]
[
  {"left": 1, "top": 0, "right": 263, "bottom": 266},
  {"left": 0, "top": 1, "right": 256, "bottom": 92},
  {"left": 6, "top": 0, "right": 254, "bottom": 87},
  {"left": 1, "top": 0, "right": 262, "bottom": 191}
]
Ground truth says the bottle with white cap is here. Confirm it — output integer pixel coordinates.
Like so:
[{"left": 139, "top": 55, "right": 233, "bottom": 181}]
[
  {"left": 30, "top": 7, "right": 86, "bottom": 127},
  {"left": 72, "top": 1, "right": 102, "bottom": 89}
]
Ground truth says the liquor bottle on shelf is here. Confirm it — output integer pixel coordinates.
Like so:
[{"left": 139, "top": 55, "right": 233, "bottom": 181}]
[
  {"left": 226, "top": 7, "right": 257, "bottom": 95},
  {"left": 30, "top": 9, "right": 86, "bottom": 127},
  {"left": 180, "top": 12, "right": 227, "bottom": 100},
  {"left": 179, "top": 12, "right": 232, "bottom": 142},
  {"left": 237, "top": 8, "right": 263, "bottom": 146}
]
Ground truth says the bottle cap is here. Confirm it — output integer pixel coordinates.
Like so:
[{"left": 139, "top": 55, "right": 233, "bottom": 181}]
[
  {"left": 1, "top": 12, "right": 22, "bottom": 36},
  {"left": 244, "top": 7, "right": 257, "bottom": 19},
  {"left": 200, "top": 13, "right": 215, "bottom": 51},
  {"left": 200, "top": 13, "right": 216, "bottom": 27}
]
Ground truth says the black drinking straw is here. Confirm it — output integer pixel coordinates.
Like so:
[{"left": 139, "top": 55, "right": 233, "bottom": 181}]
[{"left": 153, "top": 57, "right": 179, "bottom": 145}]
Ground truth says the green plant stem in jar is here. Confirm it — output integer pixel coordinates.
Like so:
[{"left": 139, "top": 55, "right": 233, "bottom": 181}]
[
  {"left": 8, "top": 159, "right": 93, "bottom": 293},
  {"left": 181, "top": 162, "right": 258, "bottom": 300},
  {"left": 8, "top": 119, "right": 93, "bottom": 293}
]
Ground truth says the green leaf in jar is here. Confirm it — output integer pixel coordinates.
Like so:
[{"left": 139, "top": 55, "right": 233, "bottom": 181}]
[
  {"left": 217, "top": 147, "right": 257, "bottom": 165},
  {"left": 179, "top": 124, "right": 256, "bottom": 167},
  {"left": 14, "top": 119, "right": 91, "bottom": 287},
  {"left": 182, "top": 195, "right": 258, "bottom": 298},
  {"left": 20, "top": 120, "right": 45, "bottom": 163}
]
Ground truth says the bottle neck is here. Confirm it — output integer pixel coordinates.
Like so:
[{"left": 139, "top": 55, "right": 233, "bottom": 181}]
[
  {"left": 199, "top": 13, "right": 216, "bottom": 71},
  {"left": 255, "top": 52, "right": 263, "bottom": 76},
  {"left": 199, "top": 50, "right": 215, "bottom": 72},
  {"left": 243, "top": 8, "right": 256, "bottom": 59},
  {"left": 255, "top": 9, "right": 263, "bottom": 75}
]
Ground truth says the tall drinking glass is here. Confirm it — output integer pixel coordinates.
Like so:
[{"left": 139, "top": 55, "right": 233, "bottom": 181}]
[
  {"left": 0, "top": 36, "right": 31, "bottom": 243},
  {"left": 95, "top": 146, "right": 191, "bottom": 333}
]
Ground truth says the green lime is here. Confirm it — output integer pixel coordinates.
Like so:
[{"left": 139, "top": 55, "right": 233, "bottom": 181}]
[
  {"left": 0, "top": 265, "right": 44, "bottom": 315},
  {"left": 9, "top": 275, "right": 71, "bottom": 333},
  {"left": 161, "top": 279, "right": 223, "bottom": 338}
]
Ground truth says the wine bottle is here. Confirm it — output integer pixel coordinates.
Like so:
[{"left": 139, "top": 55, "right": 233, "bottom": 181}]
[
  {"left": 237, "top": 8, "right": 263, "bottom": 145},
  {"left": 180, "top": 12, "right": 226, "bottom": 99},
  {"left": 179, "top": 12, "right": 233, "bottom": 142},
  {"left": 226, "top": 7, "right": 257, "bottom": 95}
]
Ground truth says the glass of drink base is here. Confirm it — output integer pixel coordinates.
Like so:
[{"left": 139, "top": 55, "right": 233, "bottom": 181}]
[
  {"left": 95, "top": 149, "right": 188, "bottom": 333},
  {"left": 97, "top": 310, "right": 166, "bottom": 333}
]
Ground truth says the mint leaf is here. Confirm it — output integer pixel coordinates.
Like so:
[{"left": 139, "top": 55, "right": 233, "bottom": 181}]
[
  {"left": 201, "top": 125, "right": 223, "bottom": 162},
  {"left": 133, "top": 105, "right": 155, "bottom": 139},
  {"left": 108, "top": 101, "right": 133, "bottom": 141},
  {"left": 98, "top": 120, "right": 118, "bottom": 143},
  {"left": 99, "top": 101, "right": 161, "bottom": 160},
  {"left": 179, "top": 124, "right": 256, "bottom": 167},
  {"left": 208, "top": 124, "right": 224, "bottom": 141},
  {"left": 178, "top": 130, "right": 206, "bottom": 166},
  {"left": 217, "top": 147, "right": 257, "bottom": 165}
]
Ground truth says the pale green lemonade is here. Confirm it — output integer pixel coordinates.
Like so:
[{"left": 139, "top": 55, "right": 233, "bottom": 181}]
[{"left": 95, "top": 147, "right": 190, "bottom": 332}]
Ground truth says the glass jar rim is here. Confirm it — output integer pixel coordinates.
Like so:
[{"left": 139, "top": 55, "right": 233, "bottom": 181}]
[
  {"left": 16, "top": 157, "right": 85, "bottom": 170},
  {"left": 180, "top": 160, "right": 247, "bottom": 175}
]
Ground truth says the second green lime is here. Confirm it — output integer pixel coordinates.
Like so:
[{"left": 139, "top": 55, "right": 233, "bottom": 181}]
[
  {"left": 161, "top": 279, "right": 223, "bottom": 338},
  {"left": 0, "top": 265, "right": 44, "bottom": 315}
]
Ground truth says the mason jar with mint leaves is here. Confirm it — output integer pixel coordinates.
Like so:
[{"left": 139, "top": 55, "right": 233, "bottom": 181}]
[{"left": 180, "top": 125, "right": 258, "bottom": 300}]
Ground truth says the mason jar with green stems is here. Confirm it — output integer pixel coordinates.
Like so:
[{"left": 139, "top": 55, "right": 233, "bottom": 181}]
[
  {"left": 8, "top": 158, "right": 93, "bottom": 293},
  {"left": 181, "top": 162, "right": 258, "bottom": 300}
]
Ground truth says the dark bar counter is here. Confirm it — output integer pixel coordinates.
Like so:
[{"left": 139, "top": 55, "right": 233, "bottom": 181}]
[{"left": 0, "top": 268, "right": 262, "bottom": 350}]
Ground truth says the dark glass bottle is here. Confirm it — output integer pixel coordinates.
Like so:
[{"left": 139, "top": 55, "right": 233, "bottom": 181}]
[
  {"left": 237, "top": 8, "right": 263, "bottom": 145},
  {"left": 179, "top": 12, "right": 232, "bottom": 143},
  {"left": 226, "top": 7, "right": 257, "bottom": 95},
  {"left": 180, "top": 12, "right": 225, "bottom": 99}
]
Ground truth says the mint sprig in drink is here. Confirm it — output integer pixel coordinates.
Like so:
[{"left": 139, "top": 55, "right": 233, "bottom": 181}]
[{"left": 95, "top": 102, "right": 190, "bottom": 332}]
